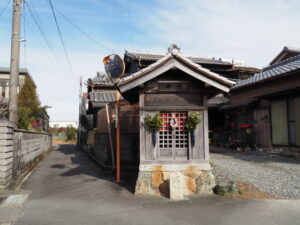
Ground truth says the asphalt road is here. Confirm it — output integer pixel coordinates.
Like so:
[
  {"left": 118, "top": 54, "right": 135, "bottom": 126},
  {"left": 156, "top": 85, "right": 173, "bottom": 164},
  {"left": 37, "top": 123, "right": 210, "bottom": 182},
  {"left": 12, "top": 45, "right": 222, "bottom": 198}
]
[{"left": 14, "top": 145, "right": 300, "bottom": 225}]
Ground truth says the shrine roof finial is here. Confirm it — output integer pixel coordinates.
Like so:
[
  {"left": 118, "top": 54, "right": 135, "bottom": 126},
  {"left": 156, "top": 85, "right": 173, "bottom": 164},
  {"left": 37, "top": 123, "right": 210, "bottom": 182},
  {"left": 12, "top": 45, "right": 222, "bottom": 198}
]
[{"left": 168, "top": 44, "right": 181, "bottom": 55}]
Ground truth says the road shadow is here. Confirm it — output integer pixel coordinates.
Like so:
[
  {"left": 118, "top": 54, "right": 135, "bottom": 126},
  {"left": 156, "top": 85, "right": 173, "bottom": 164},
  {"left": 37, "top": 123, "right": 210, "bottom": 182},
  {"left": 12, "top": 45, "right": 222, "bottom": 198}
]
[
  {"left": 210, "top": 145, "right": 300, "bottom": 165},
  {"left": 51, "top": 144, "right": 138, "bottom": 194}
]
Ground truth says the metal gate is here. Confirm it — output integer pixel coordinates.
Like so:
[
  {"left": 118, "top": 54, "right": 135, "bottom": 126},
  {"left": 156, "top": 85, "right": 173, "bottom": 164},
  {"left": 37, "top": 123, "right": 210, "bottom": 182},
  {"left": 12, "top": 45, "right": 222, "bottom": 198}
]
[{"left": 158, "top": 112, "right": 188, "bottom": 159}]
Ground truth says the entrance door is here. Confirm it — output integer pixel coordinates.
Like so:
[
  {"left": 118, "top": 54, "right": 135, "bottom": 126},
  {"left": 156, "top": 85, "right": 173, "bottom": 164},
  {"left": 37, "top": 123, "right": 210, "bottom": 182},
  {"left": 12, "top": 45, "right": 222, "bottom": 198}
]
[
  {"left": 254, "top": 108, "right": 271, "bottom": 148},
  {"left": 158, "top": 112, "right": 188, "bottom": 160}
]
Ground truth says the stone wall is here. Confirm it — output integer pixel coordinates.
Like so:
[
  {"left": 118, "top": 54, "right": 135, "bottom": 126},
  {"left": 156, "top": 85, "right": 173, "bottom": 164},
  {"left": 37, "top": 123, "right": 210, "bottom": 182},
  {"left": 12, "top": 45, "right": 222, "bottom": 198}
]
[
  {"left": 135, "top": 164, "right": 215, "bottom": 200},
  {"left": 0, "top": 121, "right": 14, "bottom": 190},
  {"left": 0, "top": 120, "right": 52, "bottom": 190}
]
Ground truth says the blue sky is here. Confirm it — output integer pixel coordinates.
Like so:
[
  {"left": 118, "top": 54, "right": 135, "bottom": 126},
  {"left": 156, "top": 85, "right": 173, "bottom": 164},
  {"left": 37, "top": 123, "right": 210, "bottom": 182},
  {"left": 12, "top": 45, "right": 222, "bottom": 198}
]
[{"left": 1, "top": 0, "right": 300, "bottom": 122}]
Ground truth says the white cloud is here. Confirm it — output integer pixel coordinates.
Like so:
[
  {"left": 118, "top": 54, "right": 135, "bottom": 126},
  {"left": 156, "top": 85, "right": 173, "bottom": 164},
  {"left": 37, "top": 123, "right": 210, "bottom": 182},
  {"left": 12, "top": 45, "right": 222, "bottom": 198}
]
[
  {"left": 132, "top": 0, "right": 300, "bottom": 67},
  {"left": 2, "top": 0, "right": 300, "bottom": 122}
]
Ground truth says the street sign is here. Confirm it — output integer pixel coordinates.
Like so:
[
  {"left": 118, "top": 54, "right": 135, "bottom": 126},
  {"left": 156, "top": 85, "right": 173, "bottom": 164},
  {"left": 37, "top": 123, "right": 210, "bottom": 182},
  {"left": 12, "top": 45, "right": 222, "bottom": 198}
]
[{"left": 103, "top": 54, "right": 125, "bottom": 80}]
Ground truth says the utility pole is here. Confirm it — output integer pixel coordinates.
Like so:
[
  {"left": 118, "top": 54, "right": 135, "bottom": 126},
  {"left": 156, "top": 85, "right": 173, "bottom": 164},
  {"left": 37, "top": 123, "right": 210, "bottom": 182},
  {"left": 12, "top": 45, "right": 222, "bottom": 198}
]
[
  {"left": 116, "top": 90, "right": 120, "bottom": 182},
  {"left": 8, "top": 0, "right": 22, "bottom": 128}
]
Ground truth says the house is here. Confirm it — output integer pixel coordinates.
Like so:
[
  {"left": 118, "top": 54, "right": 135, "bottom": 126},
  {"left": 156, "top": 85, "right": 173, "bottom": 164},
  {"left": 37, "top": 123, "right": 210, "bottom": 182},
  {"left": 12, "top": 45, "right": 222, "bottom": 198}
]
[
  {"left": 0, "top": 67, "right": 50, "bottom": 132},
  {"left": 228, "top": 46, "right": 300, "bottom": 152},
  {"left": 0, "top": 67, "right": 30, "bottom": 99},
  {"left": 49, "top": 121, "right": 78, "bottom": 128},
  {"left": 0, "top": 67, "right": 31, "bottom": 118},
  {"left": 79, "top": 72, "right": 139, "bottom": 166}
]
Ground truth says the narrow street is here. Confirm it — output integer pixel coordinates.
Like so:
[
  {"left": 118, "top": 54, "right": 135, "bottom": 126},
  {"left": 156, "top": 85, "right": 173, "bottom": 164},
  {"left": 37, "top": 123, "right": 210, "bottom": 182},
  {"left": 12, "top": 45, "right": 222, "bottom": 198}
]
[{"left": 0, "top": 145, "right": 297, "bottom": 225}]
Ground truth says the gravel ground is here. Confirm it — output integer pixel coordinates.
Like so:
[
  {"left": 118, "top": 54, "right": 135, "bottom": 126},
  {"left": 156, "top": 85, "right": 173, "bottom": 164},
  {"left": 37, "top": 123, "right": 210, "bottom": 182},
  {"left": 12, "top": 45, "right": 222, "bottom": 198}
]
[{"left": 210, "top": 151, "right": 300, "bottom": 199}]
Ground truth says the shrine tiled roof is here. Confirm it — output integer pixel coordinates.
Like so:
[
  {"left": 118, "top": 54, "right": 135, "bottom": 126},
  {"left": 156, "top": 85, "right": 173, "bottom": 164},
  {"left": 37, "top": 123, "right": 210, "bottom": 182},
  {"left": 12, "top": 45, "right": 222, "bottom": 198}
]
[
  {"left": 119, "top": 45, "right": 236, "bottom": 94},
  {"left": 125, "top": 50, "right": 244, "bottom": 66}
]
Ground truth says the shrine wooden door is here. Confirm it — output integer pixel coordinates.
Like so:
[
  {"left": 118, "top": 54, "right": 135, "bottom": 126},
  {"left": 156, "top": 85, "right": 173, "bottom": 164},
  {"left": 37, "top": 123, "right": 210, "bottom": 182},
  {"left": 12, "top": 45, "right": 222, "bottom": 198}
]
[{"left": 158, "top": 112, "right": 189, "bottom": 160}]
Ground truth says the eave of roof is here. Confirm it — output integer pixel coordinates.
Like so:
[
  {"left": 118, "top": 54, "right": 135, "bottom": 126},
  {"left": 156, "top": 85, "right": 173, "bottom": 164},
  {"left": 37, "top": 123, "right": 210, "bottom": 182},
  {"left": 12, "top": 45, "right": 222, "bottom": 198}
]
[{"left": 220, "top": 100, "right": 257, "bottom": 110}]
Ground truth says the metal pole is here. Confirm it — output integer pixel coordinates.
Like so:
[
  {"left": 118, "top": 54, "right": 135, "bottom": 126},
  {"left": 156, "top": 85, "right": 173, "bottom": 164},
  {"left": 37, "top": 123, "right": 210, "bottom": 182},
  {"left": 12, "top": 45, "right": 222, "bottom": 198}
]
[
  {"left": 116, "top": 91, "right": 121, "bottom": 182},
  {"left": 106, "top": 104, "right": 115, "bottom": 169},
  {"left": 9, "top": 0, "right": 22, "bottom": 128}
]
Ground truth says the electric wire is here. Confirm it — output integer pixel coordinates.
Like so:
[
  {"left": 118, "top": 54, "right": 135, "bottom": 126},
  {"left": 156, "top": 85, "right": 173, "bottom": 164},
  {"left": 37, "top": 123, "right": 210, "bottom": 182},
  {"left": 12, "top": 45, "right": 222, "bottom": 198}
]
[
  {"left": 0, "top": 0, "right": 11, "bottom": 17},
  {"left": 47, "top": 0, "right": 76, "bottom": 80},
  {"left": 24, "top": 0, "right": 77, "bottom": 90},
  {"left": 52, "top": 6, "right": 114, "bottom": 52},
  {"left": 24, "top": 17, "right": 75, "bottom": 91}
]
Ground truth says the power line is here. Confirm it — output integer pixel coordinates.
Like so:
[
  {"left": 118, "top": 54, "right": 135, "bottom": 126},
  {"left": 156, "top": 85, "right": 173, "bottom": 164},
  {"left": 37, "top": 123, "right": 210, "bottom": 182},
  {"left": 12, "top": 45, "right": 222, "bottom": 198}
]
[
  {"left": 24, "top": 0, "right": 77, "bottom": 90},
  {"left": 53, "top": 6, "right": 114, "bottom": 52},
  {"left": 0, "top": 0, "right": 11, "bottom": 17},
  {"left": 47, "top": 0, "right": 76, "bottom": 80},
  {"left": 24, "top": 17, "right": 77, "bottom": 91}
]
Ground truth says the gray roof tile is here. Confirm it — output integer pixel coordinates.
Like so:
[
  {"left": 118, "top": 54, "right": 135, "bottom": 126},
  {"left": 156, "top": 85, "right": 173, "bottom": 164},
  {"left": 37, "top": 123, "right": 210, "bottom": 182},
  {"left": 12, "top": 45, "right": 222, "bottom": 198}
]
[
  {"left": 233, "top": 54, "right": 300, "bottom": 89},
  {"left": 89, "top": 72, "right": 114, "bottom": 86},
  {"left": 207, "top": 95, "right": 229, "bottom": 106},
  {"left": 89, "top": 91, "right": 122, "bottom": 103}
]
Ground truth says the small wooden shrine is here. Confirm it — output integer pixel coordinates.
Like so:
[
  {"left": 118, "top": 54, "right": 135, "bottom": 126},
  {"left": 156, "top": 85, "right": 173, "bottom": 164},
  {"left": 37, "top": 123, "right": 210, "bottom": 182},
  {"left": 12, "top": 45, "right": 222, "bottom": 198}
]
[{"left": 118, "top": 45, "right": 235, "bottom": 199}]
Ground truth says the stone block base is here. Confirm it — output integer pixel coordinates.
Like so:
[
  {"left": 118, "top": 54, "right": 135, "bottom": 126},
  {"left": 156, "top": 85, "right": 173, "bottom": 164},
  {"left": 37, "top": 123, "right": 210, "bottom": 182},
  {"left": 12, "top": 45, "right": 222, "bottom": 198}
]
[{"left": 135, "top": 164, "right": 215, "bottom": 200}]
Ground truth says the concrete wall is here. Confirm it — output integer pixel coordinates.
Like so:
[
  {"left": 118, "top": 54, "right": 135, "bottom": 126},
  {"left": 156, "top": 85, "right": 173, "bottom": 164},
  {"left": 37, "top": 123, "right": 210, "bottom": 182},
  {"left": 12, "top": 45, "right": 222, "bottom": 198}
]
[{"left": 0, "top": 120, "right": 52, "bottom": 190}]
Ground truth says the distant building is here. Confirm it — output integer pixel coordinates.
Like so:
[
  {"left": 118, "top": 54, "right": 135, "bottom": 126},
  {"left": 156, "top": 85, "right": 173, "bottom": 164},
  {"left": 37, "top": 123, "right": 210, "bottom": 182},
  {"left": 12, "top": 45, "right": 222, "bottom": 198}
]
[
  {"left": 0, "top": 67, "right": 32, "bottom": 99},
  {"left": 0, "top": 68, "right": 50, "bottom": 133},
  {"left": 50, "top": 121, "right": 78, "bottom": 128},
  {"left": 0, "top": 67, "right": 32, "bottom": 118}
]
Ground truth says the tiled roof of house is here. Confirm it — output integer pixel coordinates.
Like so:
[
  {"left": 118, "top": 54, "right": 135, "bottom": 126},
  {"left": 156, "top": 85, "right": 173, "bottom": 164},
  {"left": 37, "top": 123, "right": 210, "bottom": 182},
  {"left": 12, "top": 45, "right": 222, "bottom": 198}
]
[
  {"left": 232, "top": 54, "right": 300, "bottom": 89},
  {"left": 89, "top": 90, "right": 121, "bottom": 102},
  {"left": 207, "top": 95, "right": 229, "bottom": 106},
  {"left": 88, "top": 72, "right": 114, "bottom": 87},
  {"left": 269, "top": 46, "right": 300, "bottom": 65},
  {"left": 125, "top": 50, "right": 245, "bottom": 66}
]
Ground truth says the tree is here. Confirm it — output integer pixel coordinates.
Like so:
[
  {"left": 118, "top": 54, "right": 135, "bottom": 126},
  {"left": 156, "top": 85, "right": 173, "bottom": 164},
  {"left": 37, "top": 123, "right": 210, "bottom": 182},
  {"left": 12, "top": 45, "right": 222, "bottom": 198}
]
[
  {"left": 65, "top": 126, "right": 77, "bottom": 141},
  {"left": 18, "top": 76, "right": 49, "bottom": 130}
]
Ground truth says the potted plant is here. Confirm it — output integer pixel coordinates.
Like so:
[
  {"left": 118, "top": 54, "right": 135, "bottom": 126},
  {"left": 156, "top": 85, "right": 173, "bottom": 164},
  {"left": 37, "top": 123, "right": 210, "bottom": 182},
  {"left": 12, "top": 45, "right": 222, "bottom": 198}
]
[
  {"left": 186, "top": 112, "right": 201, "bottom": 146},
  {"left": 144, "top": 114, "right": 163, "bottom": 146}
]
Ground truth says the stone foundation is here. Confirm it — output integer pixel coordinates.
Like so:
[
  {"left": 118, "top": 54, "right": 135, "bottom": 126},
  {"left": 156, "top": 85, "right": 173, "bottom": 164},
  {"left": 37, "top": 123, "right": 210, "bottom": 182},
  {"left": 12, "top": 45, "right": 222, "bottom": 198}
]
[{"left": 135, "top": 164, "right": 215, "bottom": 200}]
